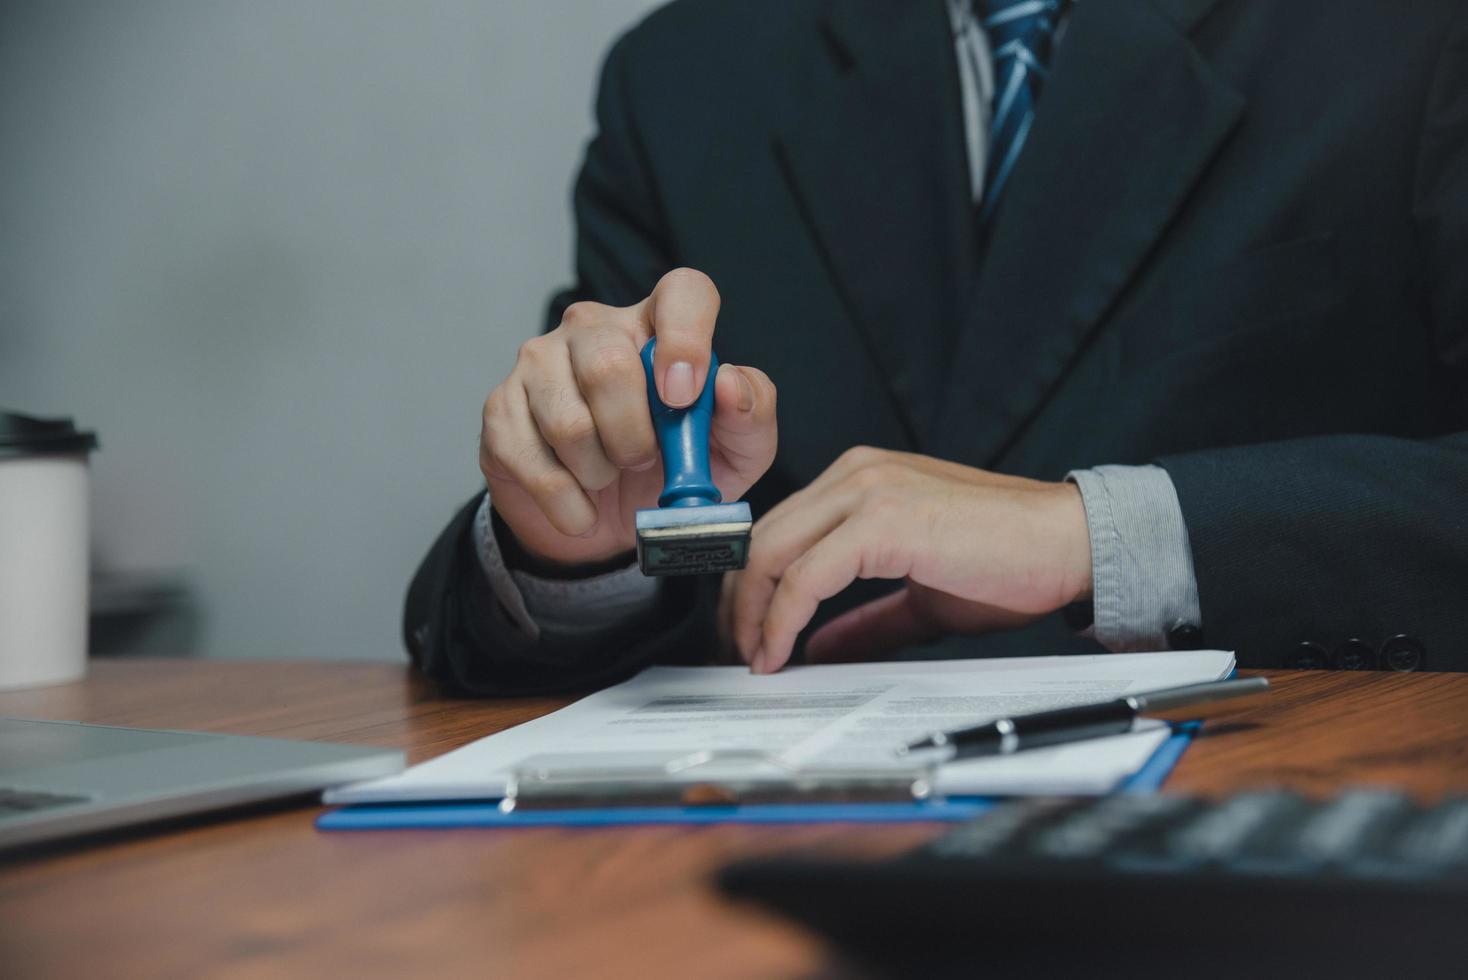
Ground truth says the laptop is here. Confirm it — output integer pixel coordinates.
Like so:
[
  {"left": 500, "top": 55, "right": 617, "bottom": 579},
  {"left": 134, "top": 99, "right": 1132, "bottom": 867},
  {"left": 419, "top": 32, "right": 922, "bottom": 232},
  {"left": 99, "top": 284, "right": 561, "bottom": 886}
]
[{"left": 0, "top": 716, "right": 403, "bottom": 851}]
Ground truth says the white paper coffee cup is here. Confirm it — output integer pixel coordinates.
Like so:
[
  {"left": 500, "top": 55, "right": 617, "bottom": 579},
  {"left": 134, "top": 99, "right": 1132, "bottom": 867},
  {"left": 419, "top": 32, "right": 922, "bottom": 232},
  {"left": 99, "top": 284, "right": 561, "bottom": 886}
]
[{"left": 0, "top": 412, "right": 98, "bottom": 690}]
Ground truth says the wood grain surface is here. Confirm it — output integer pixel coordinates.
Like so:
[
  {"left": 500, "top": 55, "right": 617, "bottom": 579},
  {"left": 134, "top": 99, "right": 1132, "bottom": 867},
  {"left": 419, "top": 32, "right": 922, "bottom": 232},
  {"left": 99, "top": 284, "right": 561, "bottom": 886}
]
[{"left": 2, "top": 660, "right": 1467, "bottom": 979}]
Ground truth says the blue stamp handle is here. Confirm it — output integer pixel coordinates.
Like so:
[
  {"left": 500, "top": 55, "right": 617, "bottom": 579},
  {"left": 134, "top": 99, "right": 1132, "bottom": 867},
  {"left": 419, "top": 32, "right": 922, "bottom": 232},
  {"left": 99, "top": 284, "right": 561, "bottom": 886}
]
[{"left": 641, "top": 338, "right": 721, "bottom": 509}]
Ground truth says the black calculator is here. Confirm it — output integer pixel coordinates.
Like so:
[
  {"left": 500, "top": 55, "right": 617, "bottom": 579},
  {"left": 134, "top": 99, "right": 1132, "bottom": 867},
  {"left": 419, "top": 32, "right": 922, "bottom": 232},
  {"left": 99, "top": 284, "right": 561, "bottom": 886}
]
[{"left": 718, "top": 790, "right": 1468, "bottom": 979}]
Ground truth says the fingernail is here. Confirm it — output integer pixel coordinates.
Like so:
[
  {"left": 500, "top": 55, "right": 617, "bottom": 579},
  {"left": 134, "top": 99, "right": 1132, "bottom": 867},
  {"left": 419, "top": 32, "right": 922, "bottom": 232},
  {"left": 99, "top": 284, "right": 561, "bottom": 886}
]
[
  {"left": 733, "top": 367, "right": 755, "bottom": 413},
  {"left": 663, "top": 361, "right": 696, "bottom": 406}
]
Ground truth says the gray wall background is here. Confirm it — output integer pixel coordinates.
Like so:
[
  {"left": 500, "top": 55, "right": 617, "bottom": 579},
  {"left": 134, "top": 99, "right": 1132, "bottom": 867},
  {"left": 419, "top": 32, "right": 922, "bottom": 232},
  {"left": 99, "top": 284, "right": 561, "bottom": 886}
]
[{"left": 0, "top": 0, "right": 662, "bottom": 660}]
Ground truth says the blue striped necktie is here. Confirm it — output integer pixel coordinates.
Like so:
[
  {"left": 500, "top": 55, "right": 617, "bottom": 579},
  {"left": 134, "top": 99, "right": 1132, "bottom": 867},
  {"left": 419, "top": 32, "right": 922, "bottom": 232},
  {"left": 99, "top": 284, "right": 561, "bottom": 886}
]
[{"left": 978, "top": 0, "right": 1069, "bottom": 225}]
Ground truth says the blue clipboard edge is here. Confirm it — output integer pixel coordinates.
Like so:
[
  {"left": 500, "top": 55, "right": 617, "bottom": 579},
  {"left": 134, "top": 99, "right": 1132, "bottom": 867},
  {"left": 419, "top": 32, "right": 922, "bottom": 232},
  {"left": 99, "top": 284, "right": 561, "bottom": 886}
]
[{"left": 314, "top": 722, "right": 1201, "bottom": 831}]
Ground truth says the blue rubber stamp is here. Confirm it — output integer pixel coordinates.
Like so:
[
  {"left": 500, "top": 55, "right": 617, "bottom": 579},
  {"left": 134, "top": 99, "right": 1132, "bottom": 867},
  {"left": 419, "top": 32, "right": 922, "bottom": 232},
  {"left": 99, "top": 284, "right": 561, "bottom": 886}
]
[{"left": 634, "top": 338, "right": 753, "bottom": 576}]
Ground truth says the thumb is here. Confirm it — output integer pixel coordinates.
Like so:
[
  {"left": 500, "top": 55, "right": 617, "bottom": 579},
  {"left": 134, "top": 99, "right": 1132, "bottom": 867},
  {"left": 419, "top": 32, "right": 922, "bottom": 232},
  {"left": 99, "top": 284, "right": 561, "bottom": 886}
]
[
  {"left": 805, "top": 587, "right": 939, "bottom": 664},
  {"left": 644, "top": 268, "right": 720, "bottom": 408},
  {"left": 709, "top": 364, "right": 778, "bottom": 487}
]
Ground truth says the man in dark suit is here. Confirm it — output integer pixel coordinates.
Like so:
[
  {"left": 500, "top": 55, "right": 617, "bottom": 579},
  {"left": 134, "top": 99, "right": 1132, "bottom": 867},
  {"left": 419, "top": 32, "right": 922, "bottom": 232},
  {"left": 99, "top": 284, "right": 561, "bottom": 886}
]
[{"left": 406, "top": 0, "right": 1468, "bottom": 694}]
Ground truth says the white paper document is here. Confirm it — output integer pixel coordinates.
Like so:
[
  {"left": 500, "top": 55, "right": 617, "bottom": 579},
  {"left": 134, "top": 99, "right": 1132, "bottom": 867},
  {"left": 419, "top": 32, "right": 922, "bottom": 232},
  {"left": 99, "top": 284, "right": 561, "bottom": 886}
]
[{"left": 327, "top": 650, "right": 1235, "bottom": 804}]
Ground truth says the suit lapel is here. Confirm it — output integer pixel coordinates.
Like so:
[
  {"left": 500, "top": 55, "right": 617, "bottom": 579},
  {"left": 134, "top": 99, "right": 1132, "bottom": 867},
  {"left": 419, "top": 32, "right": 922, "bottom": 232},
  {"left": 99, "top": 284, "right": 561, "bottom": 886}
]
[
  {"left": 776, "top": 0, "right": 975, "bottom": 448},
  {"left": 935, "top": 0, "right": 1243, "bottom": 464}
]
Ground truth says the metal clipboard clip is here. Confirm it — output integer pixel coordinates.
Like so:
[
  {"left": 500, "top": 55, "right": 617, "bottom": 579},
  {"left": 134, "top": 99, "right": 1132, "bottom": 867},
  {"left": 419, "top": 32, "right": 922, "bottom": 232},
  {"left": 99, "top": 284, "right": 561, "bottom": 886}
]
[{"left": 499, "top": 749, "right": 937, "bottom": 812}]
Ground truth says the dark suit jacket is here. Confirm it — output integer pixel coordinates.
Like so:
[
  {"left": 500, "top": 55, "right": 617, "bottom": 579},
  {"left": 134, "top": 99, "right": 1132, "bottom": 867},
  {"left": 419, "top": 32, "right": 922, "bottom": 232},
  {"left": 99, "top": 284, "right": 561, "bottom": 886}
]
[{"left": 406, "top": 0, "right": 1468, "bottom": 693}]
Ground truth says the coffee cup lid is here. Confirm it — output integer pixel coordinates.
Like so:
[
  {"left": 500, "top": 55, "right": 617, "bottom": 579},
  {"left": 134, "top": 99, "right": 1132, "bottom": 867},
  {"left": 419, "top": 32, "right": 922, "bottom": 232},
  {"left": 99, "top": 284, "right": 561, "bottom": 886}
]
[{"left": 0, "top": 411, "right": 99, "bottom": 458}]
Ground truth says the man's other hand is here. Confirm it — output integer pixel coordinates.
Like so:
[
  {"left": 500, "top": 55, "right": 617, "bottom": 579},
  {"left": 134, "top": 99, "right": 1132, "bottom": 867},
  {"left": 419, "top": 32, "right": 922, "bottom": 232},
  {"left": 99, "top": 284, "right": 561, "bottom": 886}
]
[
  {"left": 481, "top": 268, "right": 778, "bottom": 569},
  {"left": 720, "top": 448, "right": 1092, "bottom": 673}
]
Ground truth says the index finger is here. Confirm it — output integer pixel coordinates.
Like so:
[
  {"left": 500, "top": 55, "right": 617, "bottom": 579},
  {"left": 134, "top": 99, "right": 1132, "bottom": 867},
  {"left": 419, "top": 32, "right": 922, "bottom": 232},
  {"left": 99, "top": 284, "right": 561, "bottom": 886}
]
[
  {"left": 754, "top": 519, "right": 870, "bottom": 674},
  {"left": 641, "top": 267, "right": 720, "bottom": 408}
]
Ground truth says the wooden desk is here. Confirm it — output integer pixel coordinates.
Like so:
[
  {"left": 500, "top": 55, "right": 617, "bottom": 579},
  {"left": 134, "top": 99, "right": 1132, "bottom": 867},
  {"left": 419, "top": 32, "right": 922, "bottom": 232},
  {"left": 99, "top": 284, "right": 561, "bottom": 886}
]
[{"left": 3, "top": 662, "right": 1468, "bottom": 979}]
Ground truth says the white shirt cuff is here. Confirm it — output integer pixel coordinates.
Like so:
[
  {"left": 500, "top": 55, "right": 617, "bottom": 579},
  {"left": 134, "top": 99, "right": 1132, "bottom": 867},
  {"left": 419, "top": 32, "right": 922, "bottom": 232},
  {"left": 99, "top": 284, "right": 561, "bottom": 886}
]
[
  {"left": 1067, "top": 464, "right": 1202, "bottom": 652},
  {"left": 471, "top": 494, "right": 661, "bottom": 642}
]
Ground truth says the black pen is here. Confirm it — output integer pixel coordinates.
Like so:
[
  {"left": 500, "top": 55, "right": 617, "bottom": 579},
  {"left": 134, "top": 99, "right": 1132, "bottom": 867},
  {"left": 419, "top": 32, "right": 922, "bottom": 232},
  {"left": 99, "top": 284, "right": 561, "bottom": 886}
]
[{"left": 898, "top": 677, "right": 1269, "bottom": 762}]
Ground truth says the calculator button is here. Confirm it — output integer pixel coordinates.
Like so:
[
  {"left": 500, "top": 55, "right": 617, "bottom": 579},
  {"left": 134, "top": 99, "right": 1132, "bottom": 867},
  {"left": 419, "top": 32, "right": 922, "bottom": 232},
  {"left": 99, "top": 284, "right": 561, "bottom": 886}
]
[
  {"left": 1390, "top": 798, "right": 1468, "bottom": 870},
  {"left": 1298, "top": 791, "right": 1414, "bottom": 863},
  {"left": 927, "top": 799, "right": 1077, "bottom": 859},
  {"left": 1032, "top": 795, "right": 1196, "bottom": 860},
  {"left": 1229, "top": 790, "right": 1413, "bottom": 877},
  {"left": 1168, "top": 792, "right": 1309, "bottom": 864}
]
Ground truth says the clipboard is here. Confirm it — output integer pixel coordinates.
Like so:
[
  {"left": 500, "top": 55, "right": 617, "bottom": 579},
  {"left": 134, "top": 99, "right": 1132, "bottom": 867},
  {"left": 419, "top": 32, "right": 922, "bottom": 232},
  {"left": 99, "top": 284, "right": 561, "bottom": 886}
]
[
  {"left": 500, "top": 749, "right": 935, "bottom": 809},
  {"left": 315, "top": 723, "right": 1200, "bottom": 831}
]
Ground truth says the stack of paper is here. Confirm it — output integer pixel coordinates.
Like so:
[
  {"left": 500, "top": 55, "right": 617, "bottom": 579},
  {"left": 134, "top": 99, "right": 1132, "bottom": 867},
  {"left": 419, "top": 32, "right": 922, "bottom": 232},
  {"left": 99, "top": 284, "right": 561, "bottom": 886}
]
[{"left": 328, "top": 650, "right": 1235, "bottom": 804}]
